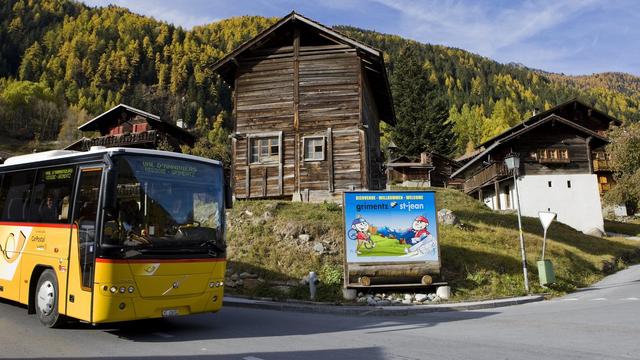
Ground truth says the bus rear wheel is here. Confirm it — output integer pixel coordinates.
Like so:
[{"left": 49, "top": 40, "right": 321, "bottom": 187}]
[{"left": 35, "top": 269, "right": 64, "bottom": 328}]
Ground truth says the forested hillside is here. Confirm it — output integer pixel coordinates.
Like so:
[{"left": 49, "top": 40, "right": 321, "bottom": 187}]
[{"left": 0, "top": 0, "right": 638, "bottom": 158}]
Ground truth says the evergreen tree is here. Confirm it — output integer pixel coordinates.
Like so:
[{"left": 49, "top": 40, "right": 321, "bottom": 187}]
[{"left": 390, "top": 44, "right": 456, "bottom": 156}]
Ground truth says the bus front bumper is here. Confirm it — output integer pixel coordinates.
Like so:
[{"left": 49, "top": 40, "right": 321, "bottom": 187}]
[{"left": 91, "top": 287, "right": 224, "bottom": 323}]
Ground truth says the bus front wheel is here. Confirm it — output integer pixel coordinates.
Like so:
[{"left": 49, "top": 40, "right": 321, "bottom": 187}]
[{"left": 35, "top": 269, "right": 64, "bottom": 328}]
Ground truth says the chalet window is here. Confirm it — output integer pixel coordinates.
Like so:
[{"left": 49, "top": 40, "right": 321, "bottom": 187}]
[
  {"left": 538, "top": 148, "right": 569, "bottom": 163},
  {"left": 303, "top": 137, "right": 325, "bottom": 161},
  {"left": 249, "top": 136, "right": 280, "bottom": 164},
  {"left": 132, "top": 122, "right": 149, "bottom": 133},
  {"left": 110, "top": 125, "right": 124, "bottom": 136}
]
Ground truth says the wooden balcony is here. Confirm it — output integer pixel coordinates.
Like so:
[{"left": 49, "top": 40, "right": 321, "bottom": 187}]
[
  {"left": 593, "top": 159, "right": 611, "bottom": 172},
  {"left": 463, "top": 162, "right": 509, "bottom": 193},
  {"left": 89, "top": 130, "right": 158, "bottom": 148}
]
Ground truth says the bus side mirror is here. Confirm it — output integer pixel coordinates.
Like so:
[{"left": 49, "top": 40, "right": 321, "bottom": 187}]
[{"left": 224, "top": 177, "right": 233, "bottom": 209}]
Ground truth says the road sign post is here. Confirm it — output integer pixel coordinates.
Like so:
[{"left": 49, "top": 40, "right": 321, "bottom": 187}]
[{"left": 538, "top": 211, "right": 557, "bottom": 286}]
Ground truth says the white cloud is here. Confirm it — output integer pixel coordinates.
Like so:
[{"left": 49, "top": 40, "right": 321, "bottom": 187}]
[
  {"left": 82, "top": 0, "right": 220, "bottom": 28},
  {"left": 371, "top": 0, "right": 603, "bottom": 57}
]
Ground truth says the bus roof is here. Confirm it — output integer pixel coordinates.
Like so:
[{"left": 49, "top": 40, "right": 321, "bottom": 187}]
[{"left": 0, "top": 147, "right": 223, "bottom": 169}]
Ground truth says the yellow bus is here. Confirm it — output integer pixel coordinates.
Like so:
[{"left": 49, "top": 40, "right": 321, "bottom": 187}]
[{"left": 0, "top": 147, "right": 229, "bottom": 327}]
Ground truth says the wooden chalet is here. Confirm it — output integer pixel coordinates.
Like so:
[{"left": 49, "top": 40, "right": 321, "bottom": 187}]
[
  {"left": 386, "top": 152, "right": 461, "bottom": 188},
  {"left": 66, "top": 104, "right": 195, "bottom": 152},
  {"left": 451, "top": 99, "right": 621, "bottom": 233},
  {"left": 211, "top": 12, "right": 395, "bottom": 201}
]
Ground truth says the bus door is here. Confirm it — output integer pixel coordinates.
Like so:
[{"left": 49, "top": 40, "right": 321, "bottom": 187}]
[{"left": 66, "top": 166, "right": 103, "bottom": 322}]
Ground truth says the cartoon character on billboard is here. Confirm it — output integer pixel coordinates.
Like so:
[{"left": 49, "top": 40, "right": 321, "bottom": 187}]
[
  {"left": 405, "top": 215, "right": 437, "bottom": 256},
  {"left": 348, "top": 217, "right": 376, "bottom": 255},
  {"left": 409, "top": 216, "right": 431, "bottom": 244}
]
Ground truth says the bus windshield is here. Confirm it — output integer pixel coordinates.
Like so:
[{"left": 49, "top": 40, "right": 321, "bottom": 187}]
[{"left": 101, "top": 155, "right": 225, "bottom": 258}]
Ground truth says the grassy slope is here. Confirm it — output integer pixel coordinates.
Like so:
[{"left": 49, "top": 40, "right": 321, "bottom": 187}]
[
  {"left": 0, "top": 135, "right": 58, "bottom": 155},
  {"left": 226, "top": 188, "right": 640, "bottom": 301},
  {"left": 604, "top": 219, "right": 640, "bottom": 237}
]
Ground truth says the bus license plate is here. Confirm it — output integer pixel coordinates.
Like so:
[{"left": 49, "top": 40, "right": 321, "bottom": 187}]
[{"left": 162, "top": 309, "right": 179, "bottom": 317}]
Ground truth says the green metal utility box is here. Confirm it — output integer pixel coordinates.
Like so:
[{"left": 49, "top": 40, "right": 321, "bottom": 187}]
[{"left": 537, "top": 260, "right": 555, "bottom": 286}]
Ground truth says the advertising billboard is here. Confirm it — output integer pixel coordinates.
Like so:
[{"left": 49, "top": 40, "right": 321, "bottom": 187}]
[{"left": 343, "top": 191, "right": 439, "bottom": 264}]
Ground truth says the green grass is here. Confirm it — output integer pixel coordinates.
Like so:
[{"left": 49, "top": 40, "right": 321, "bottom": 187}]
[
  {"left": 605, "top": 219, "right": 640, "bottom": 236},
  {"left": 356, "top": 234, "right": 410, "bottom": 257},
  {"left": 225, "top": 188, "right": 640, "bottom": 302}
]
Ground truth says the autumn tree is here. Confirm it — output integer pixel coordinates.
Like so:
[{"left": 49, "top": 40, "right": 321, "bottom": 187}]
[
  {"left": 0, "top": 1, "right": 638, "bottom": 157},
  {"left": 447, "top": 103, "right": 487, "bottom": 155},
  {"left": 603, "top": 122, "right": 640, "bottom": 210},
  {"left": 482, "top": 98, "right": 521, "bottom": 142},
  {"left": 57, "top": 105, "right": 89, "bottom": 146}
]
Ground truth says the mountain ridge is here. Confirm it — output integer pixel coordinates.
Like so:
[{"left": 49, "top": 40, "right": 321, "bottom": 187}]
[{"left": 0, "top": 0, "right": 638, "bottom": 156}]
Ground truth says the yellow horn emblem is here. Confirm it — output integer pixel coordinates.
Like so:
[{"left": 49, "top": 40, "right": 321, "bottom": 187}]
[{"left": 3, "top": 231, "right": 26, "bottom": 263}]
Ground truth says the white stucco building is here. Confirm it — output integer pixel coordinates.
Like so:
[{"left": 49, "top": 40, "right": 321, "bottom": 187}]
[{"left": 452, "top": 100, "right": 620, "bottom": 234}]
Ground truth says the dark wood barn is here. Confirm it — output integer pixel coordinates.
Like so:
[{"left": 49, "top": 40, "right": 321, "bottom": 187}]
[
  {"left": 66, "top": 104, "right": 195, "bottom": 152},
  {"left": 212, "top": 12, "right": 395, "bottom": 201},
  {"left": 386, "top": 152, "right": 461, "bottom": 188}
]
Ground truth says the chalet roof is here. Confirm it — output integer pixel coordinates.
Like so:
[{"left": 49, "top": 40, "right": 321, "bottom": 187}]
[
  {"left": 477, "top": 98, "right": 621, "bottom": 149},
  {"left": 79, "top": 104, "right": 159, "bottom": 132},
  {"left": 386, "top": 155, "right": 434, "bottom": 168},
  {"left": 211, "top": 11, "right": 396, "bottom": 125},
  {"left": 455, "top": 148, "right": 483, "bottom": 164},
  {"left": 77, "top": 104, "right": 195, "bottom": 144},
  {"left": 450, "top": 114, "right": 609, "bottom": 178},
  {"left": 386, "top": 152, "right": 459, "bottom": 168}
]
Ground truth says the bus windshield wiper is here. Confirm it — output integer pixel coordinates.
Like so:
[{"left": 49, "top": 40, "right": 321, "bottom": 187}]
[{"left": 199, "top": 240, "right": 225, "bottom": 253}]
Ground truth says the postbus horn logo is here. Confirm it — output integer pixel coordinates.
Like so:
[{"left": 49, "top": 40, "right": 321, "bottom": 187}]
[{"left": 2, "top": 231, "right": 27, "bottom": 263}]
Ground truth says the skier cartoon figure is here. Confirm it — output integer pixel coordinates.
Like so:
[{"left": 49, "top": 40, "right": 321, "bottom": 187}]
[
  {"left": 409, "top": 216, "right": 431, "bottom": 245},
  {"left": 405, "top": 215, "right": 437, "bottom": 256},
  {"left": 348, "top": 217, "right": 375, "bottom": 255}
]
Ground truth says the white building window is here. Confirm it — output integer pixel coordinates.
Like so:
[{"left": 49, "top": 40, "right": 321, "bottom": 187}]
[
  {"left": 303, "top": 137, "right": 325, "bottom": 161},
  {"left": 249, "top": 136, "right": 280, "bottom": 164}
]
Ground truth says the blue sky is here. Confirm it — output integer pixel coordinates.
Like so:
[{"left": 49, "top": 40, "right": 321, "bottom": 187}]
[{"left": 82, "top": 0, "right": 640, "bottom": 76}]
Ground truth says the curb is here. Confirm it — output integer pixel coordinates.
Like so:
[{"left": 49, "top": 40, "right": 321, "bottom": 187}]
[{"left": 223, "top": 295, "right": 544, "bottom": 316}]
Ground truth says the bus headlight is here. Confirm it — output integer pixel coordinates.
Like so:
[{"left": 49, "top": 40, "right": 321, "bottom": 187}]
[
  {"left": 128, "top": 286, "right": 135, "bottom": 293},
  {"left": 119, "top": 287, "right": 126, "bottom": 294},
  {"left": 209, "top": 282, "right": 215, "bottom": 288},
  {"left": 109, "top": 286, "right": 117, "bottom": 294}
]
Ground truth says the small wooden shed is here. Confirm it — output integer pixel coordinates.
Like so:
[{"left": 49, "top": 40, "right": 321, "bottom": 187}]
[
  {"left": 212, "top": 12, "right": 395, "bottom": 201},
  {"left": 386, "top": 152, "right": 461, "bottom": 188}
]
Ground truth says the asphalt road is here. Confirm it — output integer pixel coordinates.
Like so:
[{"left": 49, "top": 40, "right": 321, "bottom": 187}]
[{"left": 2, "top": 265, "right": 640, "bottom": 360}]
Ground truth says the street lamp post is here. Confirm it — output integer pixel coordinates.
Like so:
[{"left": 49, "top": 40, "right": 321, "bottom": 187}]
[{"left": 504, "top": 152, "right": 530, "bottom": 293}]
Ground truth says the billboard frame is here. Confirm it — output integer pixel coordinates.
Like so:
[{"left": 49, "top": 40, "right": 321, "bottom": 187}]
[{"left": 341, "top": 190, "right": 443, "bottom": 289}]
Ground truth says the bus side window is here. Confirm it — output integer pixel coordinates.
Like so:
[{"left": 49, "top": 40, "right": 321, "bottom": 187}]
[
  {"left": 30, "top": 167, "right": 75, "bottom": 224},
  {"left": 0, "top": 170, "right": 36, "bottom": 222}
]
